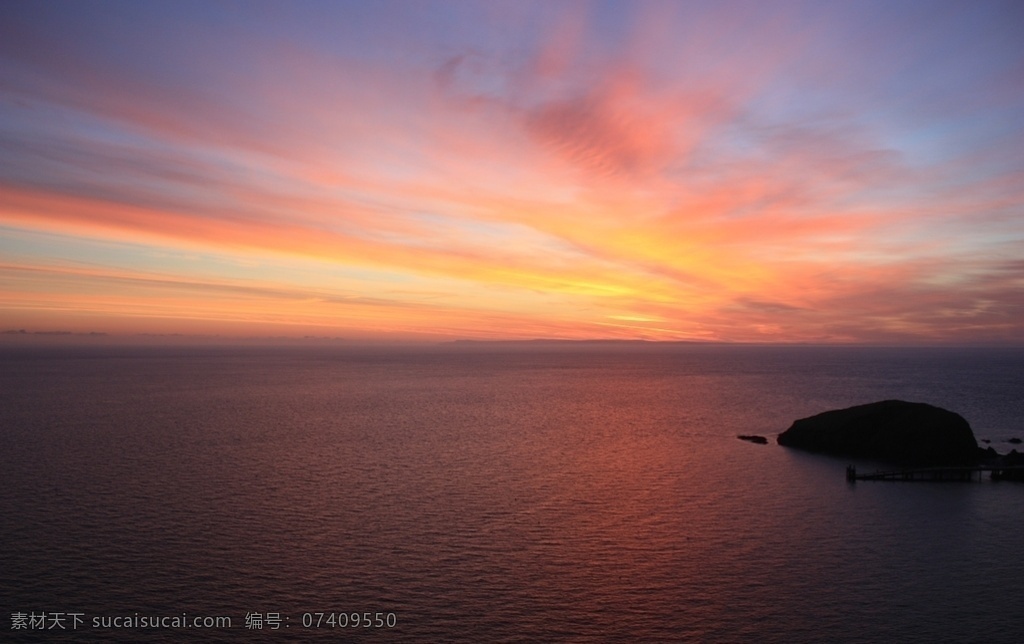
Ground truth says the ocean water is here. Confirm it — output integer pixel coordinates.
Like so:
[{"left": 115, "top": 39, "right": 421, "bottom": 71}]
[{"left": 1, "top": 344, "right": 1022, "bottom": 642}]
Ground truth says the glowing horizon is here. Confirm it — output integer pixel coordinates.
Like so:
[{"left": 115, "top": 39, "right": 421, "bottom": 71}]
[{"left": 2, "top": 1, "right": 1023, "bottom": 343}]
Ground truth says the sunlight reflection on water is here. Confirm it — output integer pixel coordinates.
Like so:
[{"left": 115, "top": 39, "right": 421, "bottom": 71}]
[{"left": 1, "top": 345, "right": 1022, "bottom": 641}]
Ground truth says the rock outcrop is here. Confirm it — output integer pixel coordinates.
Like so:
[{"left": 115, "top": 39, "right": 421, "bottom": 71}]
[
  {"left": 777, "top": 400, "right": 979, "bottom": 465},
  {"left": 737, "top": 434, "right": 768, "bottom": 444}
]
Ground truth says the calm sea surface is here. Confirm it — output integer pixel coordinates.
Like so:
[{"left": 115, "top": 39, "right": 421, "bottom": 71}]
[{"left": 1, "top": 344, "right": 1022, "bottom": 642}]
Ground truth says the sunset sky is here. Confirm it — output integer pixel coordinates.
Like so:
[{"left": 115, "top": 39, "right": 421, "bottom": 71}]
[{"left": 1, "top": 0, "right": 1023, "bottom": 343}]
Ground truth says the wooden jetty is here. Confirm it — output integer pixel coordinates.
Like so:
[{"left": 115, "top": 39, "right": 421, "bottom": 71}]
[{"left": 846, "top": 464, "right": 1024, "bottom": 482}]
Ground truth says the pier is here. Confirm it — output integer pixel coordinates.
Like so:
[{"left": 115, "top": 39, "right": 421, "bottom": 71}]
[{"left": 845, "top": 464, "right": 1024, "bottom": 482}]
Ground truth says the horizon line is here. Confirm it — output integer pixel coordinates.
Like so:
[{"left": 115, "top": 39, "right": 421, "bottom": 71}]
[{"left": 3, "top": 329, "right": 1023, "bottom": 350}]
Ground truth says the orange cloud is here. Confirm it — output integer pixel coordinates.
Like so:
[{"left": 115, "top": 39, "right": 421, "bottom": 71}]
[{"left": 2, "top": 2, "right": 1023, "bottom": 343}]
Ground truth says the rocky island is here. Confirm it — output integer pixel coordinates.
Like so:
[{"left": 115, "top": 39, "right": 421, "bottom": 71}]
[{"left": 777, "top": 400, "right": 980, "bottom": 465}]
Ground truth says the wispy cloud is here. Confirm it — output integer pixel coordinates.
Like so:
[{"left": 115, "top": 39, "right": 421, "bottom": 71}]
[{"left": 1, "top": 1, "right": 1022, "bottom": 342}]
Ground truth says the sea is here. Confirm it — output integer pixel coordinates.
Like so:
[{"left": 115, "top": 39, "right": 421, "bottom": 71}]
[{"left": 1, "top": 343, "right": 1022, "bottom": 642}]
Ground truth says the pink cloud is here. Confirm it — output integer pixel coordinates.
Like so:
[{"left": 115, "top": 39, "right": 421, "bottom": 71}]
[{"left": 2, "top": 2, "right": 1023, "bottom": 342}]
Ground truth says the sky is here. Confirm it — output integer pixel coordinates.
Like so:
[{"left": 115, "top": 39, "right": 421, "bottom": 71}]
[{"left": 1, "top": 0, "right": 1023, "bottom": 344}]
